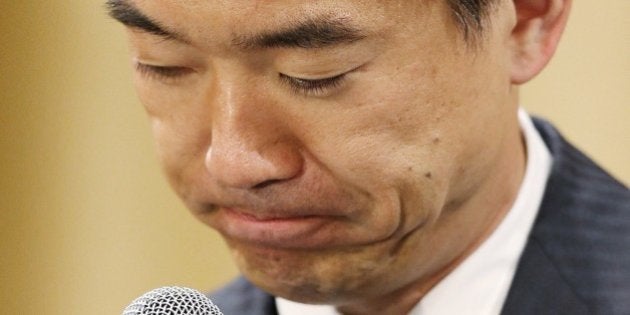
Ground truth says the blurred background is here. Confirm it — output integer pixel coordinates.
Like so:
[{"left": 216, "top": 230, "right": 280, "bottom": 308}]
[{"left": 1, "top": 1, "right": 628, "bottom": 314}]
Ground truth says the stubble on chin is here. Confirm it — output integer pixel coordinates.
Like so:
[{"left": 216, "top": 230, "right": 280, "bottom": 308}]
[{"left": 225, "top": 238, "right": 401, "bottom": 304}]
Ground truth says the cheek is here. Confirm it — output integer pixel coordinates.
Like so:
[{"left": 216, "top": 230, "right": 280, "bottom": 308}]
[
  {"left": 298, "top": 55, "right": 496, "bottom": 232},
  {"left": 299, "top": 102, "right": 453, "bottom": 238},
  {"left": 144, "top": 116, "right": 212, "bottom": 203},
  {"left": 148, "top": 121, "right": 201, "bottom": 199},
  {"left": 134, "top": 76, "right": 215, "bottom": 187}
]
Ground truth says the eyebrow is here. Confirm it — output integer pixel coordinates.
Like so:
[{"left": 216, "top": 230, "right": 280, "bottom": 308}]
[
  {"left": 105, "top": 0, "right": 188, "bottom": 43},
  {"left": 233, "top": 16, "right": 367, "bottom": 50},
  {"left": 106, "top": 0, "right": 366, "bottom": 50}
]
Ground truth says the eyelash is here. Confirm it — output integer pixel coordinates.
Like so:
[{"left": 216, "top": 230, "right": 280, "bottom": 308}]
[
  {"left": 279, "top": 73, "right": 347, "bottom": 96},
  {"left": 136, "top": 62, "right": 348, "bottom": 96},
  {"left": 135, "top": 63, "right": 192, "bottom": 81}
]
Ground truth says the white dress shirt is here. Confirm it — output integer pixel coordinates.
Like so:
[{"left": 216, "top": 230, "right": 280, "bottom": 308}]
[{"left": 277, "top": 110, "right": 552, "bottom": 315}]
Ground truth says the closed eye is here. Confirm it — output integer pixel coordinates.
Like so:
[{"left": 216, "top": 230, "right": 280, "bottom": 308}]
[
  {"left": 135, "top": 62, "right": 194, "bottom": 82},
  {"left": 279, "top": 73, "right": 347, "bottom": 97}
]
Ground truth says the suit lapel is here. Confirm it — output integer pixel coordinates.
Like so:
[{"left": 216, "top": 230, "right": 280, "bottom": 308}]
[
  {"left": 501, "top": 118, "right": 613, "bottom": 314},
  {"left": 500, "top": 238, "right": 589, "bottom": 315}
]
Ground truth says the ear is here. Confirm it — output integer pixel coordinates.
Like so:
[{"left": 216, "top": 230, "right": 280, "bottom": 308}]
[{"left": 509, "top": 0, "right": 572, "bottom": 84}]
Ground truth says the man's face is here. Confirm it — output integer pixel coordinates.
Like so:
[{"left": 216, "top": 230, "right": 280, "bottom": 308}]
[{"left": 125, "top": 0, "right": 519, "bottom": 305}]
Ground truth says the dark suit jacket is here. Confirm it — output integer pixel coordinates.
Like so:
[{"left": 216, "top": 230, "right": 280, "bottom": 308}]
[{"left": 209, "top": 119, "right": 630, "bottom": 314}]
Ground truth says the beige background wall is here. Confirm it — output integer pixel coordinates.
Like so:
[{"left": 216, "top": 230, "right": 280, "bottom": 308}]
[{"left": 1, "top": 1, "right": 627, "bottom": 314}]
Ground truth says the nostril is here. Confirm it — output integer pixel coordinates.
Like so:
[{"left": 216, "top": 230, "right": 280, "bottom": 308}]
[
  {"left": 206, "top": 142, "right": 304, "bottom": 190},
  {"left": 252, "top": 178, "right": 284, "bottom": 190}
]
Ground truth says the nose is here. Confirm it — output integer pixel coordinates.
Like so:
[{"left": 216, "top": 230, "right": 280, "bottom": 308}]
[{"left": 205, "top": 79, "right": 303, "bottom": 190}]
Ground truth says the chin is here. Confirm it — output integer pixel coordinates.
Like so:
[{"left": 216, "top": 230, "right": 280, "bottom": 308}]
[{"left": 227, "top": 238, "right": 399, "bottom": 305}]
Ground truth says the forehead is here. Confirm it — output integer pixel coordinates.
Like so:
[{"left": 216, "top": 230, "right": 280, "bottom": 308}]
[{"left": 127, "top": 0, "right": 430, "bottom": 48}]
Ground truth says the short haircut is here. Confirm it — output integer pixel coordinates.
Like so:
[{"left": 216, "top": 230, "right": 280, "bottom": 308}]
[{"left": 446, "top": 0, "right": 498, "bottom": 41}]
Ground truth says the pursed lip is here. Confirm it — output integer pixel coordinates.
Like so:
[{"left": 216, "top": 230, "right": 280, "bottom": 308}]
[{"left": 215, "top": 207, "right": 342, "bottom": 249}]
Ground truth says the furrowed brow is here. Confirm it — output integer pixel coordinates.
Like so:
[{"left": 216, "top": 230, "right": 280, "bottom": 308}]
[
  {"left": 105, "top": 0, "right": 187, "bottom": 43},
  {"left": 233, "top": 16, "right": 366, "bottom": 50}
]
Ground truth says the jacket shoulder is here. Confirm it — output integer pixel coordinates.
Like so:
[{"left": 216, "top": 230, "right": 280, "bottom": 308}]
[
  {"left": 208, "top": 277, "right": 277, "bottom": 315},
  {"left": 505, "top": 118, "right": 630, "bottom": 314}
]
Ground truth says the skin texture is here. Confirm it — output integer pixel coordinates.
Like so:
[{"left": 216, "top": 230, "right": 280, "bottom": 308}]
[{"left": 117, "top": 0, "right": 571, "bottom": 313}]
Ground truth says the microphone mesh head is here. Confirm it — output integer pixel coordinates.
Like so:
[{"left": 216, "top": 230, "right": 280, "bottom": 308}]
[{"left": 123, "top": 286, "right": 223, "bottom": 315}]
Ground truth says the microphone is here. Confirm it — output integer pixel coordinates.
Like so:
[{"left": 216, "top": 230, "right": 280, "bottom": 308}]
[{"left": 122, "top": 286, "right": 223, "bottom": 315}]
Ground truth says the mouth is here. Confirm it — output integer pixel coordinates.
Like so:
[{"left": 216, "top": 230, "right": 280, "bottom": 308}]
[{"left": 215, "top": 207, "right": 344, "bottom": 249}]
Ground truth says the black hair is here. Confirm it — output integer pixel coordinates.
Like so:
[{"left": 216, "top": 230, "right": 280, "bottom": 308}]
[{"left": 447, "top": 0, "right": 498, "bottom": 41}]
